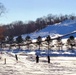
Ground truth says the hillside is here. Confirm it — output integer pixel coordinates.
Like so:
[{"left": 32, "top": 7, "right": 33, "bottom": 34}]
[
  {"left": 1, "top": 20, "right": 76, "bottom": 75},
  {"left": 22, "top": 20, "right": 76, "bottom": 39}
]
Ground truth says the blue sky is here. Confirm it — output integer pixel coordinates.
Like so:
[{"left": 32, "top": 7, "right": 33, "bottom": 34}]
[{"left": 0, "top": 0, "right": 76, "bottom": 24}]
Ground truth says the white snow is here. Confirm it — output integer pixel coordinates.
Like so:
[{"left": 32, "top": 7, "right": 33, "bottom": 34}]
[
  {"left": 0, "top": 52, "right": 76, "bottom": 75},
  {"left": 0, "top": 19, "right": 76, "bottom": 75},
  {"left": 0, "top": 38, "right": 76, "bottom": 75},
  {"left": 21, "top": 19, "right": 76, "bottom": 39}
]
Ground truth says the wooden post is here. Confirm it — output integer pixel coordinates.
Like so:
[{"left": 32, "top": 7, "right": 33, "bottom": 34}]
[
  {"left": 36, "top": 55, "right": 39, "bottom": 63},
  {"left": 47, "top": 56, "right": 50, "bottom": 63},
  {"left": 15, "top": 54, "right": 18, "bottom": 62},
  {"left": 4, "top": 58, "right": 6, "bottom": 64}
]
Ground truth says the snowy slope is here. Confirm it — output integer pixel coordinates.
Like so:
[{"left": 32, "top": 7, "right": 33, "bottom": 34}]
[
  {"left": 22, "top": 20, "right": 76, "bottom": 39},
  {"left": 0, "top": 20, "right": 76, "bottom": 75}
]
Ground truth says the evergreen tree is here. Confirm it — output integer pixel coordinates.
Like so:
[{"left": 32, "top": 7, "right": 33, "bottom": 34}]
[
  {"left": 25, "top": 35, "right": 31, "bottom": 41},
  {"left": 45, "top": 35, "right": 52, "bottom": 49},
  {"left": 25, "top": 35, "right": 31, "bottom": 49},
  {"left": 36, "top": 36, "right": 42, "bottom": 49},
  {"left": 7, "top": 35, "right": 13, "bottom": 44},
  {"left": 16, "top": 35, "right": 23, "bottom": 43},
  {"left": 67, "top": 36, "right": 75, "bottom": 49}
]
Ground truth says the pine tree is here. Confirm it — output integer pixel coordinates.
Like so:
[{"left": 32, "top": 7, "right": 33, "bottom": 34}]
[
  {"left": 16, "top": 35, "right": 23, "bottom": 43},
  {"left": 45, "top": 35, "right": 52, "bottom": 49},
  {"left": 25, "top": 35, "right": 31, "bottom": 49},
  {"left": 36, "top": 36, "right": 42, "bottom": 50}
]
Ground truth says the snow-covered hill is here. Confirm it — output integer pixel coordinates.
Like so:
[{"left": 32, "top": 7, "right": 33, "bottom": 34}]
[
  {"left": 22, "top": 20, "right": 76, "bottom": 39},
  {"left": 1, "top": 20, "right": 76, "bottom": 75}
]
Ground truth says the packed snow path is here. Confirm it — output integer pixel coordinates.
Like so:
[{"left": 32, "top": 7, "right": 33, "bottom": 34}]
[{"left": 0, "top": 53, "right": 76, "bottom": 75}]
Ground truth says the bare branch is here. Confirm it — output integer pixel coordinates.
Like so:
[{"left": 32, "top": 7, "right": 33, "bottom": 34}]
[{"left": 0, "top": 2, "right": 6, "bottom": 16}]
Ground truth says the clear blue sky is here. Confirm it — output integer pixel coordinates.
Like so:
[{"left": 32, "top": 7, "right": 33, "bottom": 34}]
[{"left": 0, "top": 0, "right": 76, "bottom": 24}]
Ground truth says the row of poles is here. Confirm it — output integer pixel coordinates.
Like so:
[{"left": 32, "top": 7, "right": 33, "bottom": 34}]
[
  {"left": 2, "top": 54, "right": 50, "bottom": 64},
  {"left": 36, "top": 55, "right": 50, "bottom": 63}
]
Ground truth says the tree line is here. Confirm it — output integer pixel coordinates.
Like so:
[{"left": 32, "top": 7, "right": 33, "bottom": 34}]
[
  {"left": 1, "top": 14, "right": 76, "bottom": 37},
  {"left": 0, "top": 2, "right": 76, "bottom": 43}
]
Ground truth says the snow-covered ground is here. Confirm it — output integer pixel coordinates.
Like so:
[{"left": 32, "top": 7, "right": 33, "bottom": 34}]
[
  {"left": 0, "top": 52, "right": 76, "bottom": 75},
  {"left": 0, "top": 20, "right": 76, "bottom": 75}
]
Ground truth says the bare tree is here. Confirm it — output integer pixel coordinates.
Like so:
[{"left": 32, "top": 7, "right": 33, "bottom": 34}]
[{"left": 0, "top": 2, "right": 6, "bottom": 16}]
